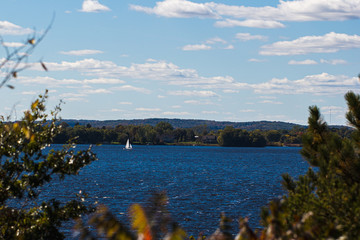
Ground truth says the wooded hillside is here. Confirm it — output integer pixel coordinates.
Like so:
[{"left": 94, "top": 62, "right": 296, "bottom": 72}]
[{"left": 62, "top": 118, "right": 303, "bottom": 130}]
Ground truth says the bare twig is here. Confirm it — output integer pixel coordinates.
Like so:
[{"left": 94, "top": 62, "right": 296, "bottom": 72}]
[{"left": 0, "top": 13, "right": 55, "bottom": 89}]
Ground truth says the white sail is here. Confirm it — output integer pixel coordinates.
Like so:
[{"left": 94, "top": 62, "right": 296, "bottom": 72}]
[{"left": 124, "top": 139, "right": 132, "bottom": 150}]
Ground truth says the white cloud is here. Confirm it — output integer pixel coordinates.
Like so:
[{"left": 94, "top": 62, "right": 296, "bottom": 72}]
[
  {"left": 182, "top": 44, "right": 211, "bottom": 51},
  {"left": 258, "top": 114, "right": 287, "bottom": 121},
  {"left": 259, "top": 100, "right": 283, "bottom": 104},
  {"left": 18, "top": 76, "right": 123, "bottom": 86},
  {"left": 36, "top": 58, "right": 239, "bottom": 90},
  {"left": 130, "top": 0, "right": 218, "bottom": 19},
  {"left": 60, "top": 92, "right": 86, "bottom": 98},
  {"left": 288, "top": 59, "right": 318, "bottom": 65},
  {"left": 224, "top": 45, "right": 234, "bottom": 50},
  {"left": 209, "top": 0, "right": 360, "bottom": 22},
  {"left": 222, "top": 89, "right": 239, "bottom": 93},
  {"left": 251, "top": 73, "right": 359, "bottom": 95},
  {"left": 60, "top": 49, "right": 104, "bottom": 56},
  {"left": 239, "top": 109, "right": 255, "bottom": 113},
  {"left": 202, "top": 111, "right": 218, "bottom": 114},
  {"left": 82, "top": 88, "right": 112, "bottom": 94},
  {"left": 320, "top": 59, "right": 347, "bottom": 65},
  {"left": 21, "top": 91, "right": 37, "bottom": 95},
  {"left": 110, "top": 108, "right": 125, "bottom": 112},
  {"left": 215, "top": 19, "right": 285, "bottom": 28},
  {"left": 80, "top": 0, "right": 110, "bottom": 12},
  {"left": 136, "top": 108, "right": 161, "bottom": 112},
  {"left": 131, "top": 0, "right": 360, "bottom": 29},
  {"left": 248, "top": 58, "right": 267, "bottom": 62},
  {"left": 118, "top": 102, "right": 132, "bottom": 105},
  {"left": 259, "top": 96, "right": 277, "bottom": 99},
  {"left": 169, "top": 90, "right": 219, "bottom": 97},
  {"left": 183, "top": 37, "right": 232, "bottom": 51},
  {"left": 0, "top": 21, "right": 33, "bottom": 35},
  {"left": 235, "top": 33, "right": 268, "bottom": 41},
  {"left": 260, "top": 32, "right": 360, "bottom": 56},
  {"left": 19, "top": 76, "right": 82, "bottom": 86},
  {"left": 83, "top": 78, "right": 125, "bottom": 84},
  {"left": 63, "top": 97, "right": 88, "bottom": 102},
  {"left": 205, "top": 37, "right": 227, "bottom": 44},
  {"left": 184, "top": 100, "right": 214, "bottom": 105},
  {"left": 162, "top": 111, "right": 190, "bottom": 116},
  {"left": 113, "top": 85, "right": 151, "bottom": 94},
  {"left": 2, "top": 42, "right": 25, "bottom": 47},
  {"left": 289, "top": 59, "right": 348, "bottom": 65},
  {"left": 28, "top": 58, "right": 356, "bottom": 98},
  {"left": 321, "top": 106, "right": 345, "bottom": 115},
  {"left": 60, "top": 92, "right": 88, "bottom": 102},
  {"left": 60, "top": 88, "right": 111, "bottom": 99}
]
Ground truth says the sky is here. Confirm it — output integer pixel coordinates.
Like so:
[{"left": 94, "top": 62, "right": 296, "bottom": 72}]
[{"left": 1, "top": 0, "right": 360, "bottom": 125}]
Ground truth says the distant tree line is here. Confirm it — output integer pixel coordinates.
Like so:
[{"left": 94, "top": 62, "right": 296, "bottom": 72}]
[{"left": 53, "top": 121, "right": 351, "bottom": 147}]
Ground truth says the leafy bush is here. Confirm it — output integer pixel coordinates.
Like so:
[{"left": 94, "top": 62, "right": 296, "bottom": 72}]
[{"left": 0, "top": 92, "right": 97, "bottom": 239}]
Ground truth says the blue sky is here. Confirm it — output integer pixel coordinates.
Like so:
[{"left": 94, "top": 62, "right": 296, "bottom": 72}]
[{"left": 1, "top": 0, "right": 360, "bottom": 125}]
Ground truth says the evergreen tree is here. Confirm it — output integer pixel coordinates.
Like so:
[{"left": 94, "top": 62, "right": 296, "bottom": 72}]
[{"left": 257, "top": 91, "right": 360, "bottom": 239}]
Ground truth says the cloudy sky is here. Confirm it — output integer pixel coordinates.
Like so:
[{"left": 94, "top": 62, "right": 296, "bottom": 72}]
[{"left": 1, "top": 0, "right": 360, "bottom": 125}]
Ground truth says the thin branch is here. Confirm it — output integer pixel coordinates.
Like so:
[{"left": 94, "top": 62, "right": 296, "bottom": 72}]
[{"left": 0, "top": 13, "right": 55, "bottom": 89}]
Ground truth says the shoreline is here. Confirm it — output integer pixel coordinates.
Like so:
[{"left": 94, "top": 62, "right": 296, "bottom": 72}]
[{"left": 96, "top": 142, "right": 302, "bottom": 148}]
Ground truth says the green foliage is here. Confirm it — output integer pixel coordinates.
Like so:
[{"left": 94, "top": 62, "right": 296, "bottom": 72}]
[
  {"left": 0, "top": 91, "right": 97, "bottom": 239},
  {"left": 54, "top": 122, "right": 196, "bottom": 145},
  {"left": 62, "top": 119, "right": 300, "bottom": 131},
  {"left": 265, "top": 130, "right": 281, "bottom": 143},
  {"left": 257, "top": 91, "right": 360, "bottom": 239},
  {"left": 54, "top": 122, "right": 308, "bottom": 147},
  {"left": 217, "top": 126, "right": 266, "bottom": 147}
]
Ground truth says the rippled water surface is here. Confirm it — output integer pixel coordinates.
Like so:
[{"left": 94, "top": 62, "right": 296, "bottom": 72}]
[{"left": 44, "top": 145, "right": 308, "bottom": 237}]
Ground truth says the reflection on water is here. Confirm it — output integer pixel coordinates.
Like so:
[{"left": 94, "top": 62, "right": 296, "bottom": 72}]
[{"left": 41, "top": 145, "right": 307, "bottom": 237}]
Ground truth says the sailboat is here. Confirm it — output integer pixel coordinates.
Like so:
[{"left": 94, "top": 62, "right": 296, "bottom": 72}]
[{"left": 124, "top": 138, "right": 133, "bottom": 150}]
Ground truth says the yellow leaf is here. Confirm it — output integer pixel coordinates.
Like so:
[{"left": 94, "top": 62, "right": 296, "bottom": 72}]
[
  {"left": 31, "top": 100, "right": 39, "bottom": 110},
  {"left": 28, "top": 39, "right": 35, "bottom": 45},
  {"left": 24, "top": 129, "right": 31, "bottom": 139},
  {"left": 129, "top": 204, "right": 152, "bottom": 240}
]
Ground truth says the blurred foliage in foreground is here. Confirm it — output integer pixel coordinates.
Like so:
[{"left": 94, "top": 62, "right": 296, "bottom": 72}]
[
  {"left": 75, "top": 91, "right": 360, "bottom": 239},
  {"left": 0, "top": 91, "right": 97, "bottom": 239}
]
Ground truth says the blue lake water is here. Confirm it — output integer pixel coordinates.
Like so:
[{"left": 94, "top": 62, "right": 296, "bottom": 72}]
[{"left": 42, "top": 145, "right": 308, "bottom": 237}]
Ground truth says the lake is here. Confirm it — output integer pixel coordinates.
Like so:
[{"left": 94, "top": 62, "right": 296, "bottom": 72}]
[{"left": 42, "top": 145, "right": 308, "bottom": 238}]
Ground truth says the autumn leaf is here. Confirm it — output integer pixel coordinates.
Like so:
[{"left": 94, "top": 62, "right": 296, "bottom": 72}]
[
  {"left": 31, "top": 100, "right": 39, "bottom": 110},
  {"left": 129, "top": 204, "right": 152, "bottom": 240},
  {"left": 28, "top": 38, "right": 35, "bottom": 45}
]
